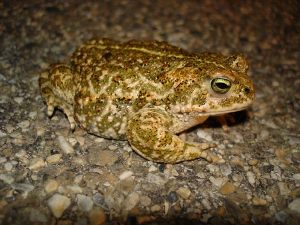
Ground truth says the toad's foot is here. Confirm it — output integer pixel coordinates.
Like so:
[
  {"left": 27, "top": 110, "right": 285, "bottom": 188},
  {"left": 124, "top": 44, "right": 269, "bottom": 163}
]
[
  {"left": 39, "top": 64, "right": 76, "bottom": 130},
  {"left": 126, "top": 107, "right": 216, "bottom": 164}
]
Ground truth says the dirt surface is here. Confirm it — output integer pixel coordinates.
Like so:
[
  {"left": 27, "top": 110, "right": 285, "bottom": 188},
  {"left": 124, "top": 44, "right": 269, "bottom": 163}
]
[{"left": 0, "top": 1, "right": 300, "bottom": 224}]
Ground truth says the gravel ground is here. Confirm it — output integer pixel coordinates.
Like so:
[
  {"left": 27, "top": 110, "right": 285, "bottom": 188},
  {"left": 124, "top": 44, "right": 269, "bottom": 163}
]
[{"left": 0, "top": 1, "right": 300, "bottom": 224}]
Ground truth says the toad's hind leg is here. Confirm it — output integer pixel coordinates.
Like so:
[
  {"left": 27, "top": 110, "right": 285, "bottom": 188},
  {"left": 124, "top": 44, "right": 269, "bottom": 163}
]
[
  {"left": 126, "top": 108, "right": 216, "bottom": 164},
  {"left": 39, "top": 64, "right": 76, "bottom": 129}
]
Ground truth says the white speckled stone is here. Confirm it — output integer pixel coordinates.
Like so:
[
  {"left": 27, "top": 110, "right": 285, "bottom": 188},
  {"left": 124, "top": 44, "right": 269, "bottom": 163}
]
[
  {"left": 44, "top": 179, "right": 59, "bottom": 193},
  {"left": 77, "top": 194, "right": 94, "bottom": 212},
  {"left": 0, "top": 174, "right": 14, "bottom": 184},
  {"left": 246, "top": 171, "right": 256, "bottom": 186},
  {"left": 46, "top": 154, "right": 62, "bottom": 164},
  {"left": 119, "top": 171, "right": 133, "bottom": 180},
  {"left": 57, "top": 135, "right": 74, "bottom": 154},
  {"left": 29, "top": 157, "right": 45, "bottom": 170},
  {"left": 47, "top": 194, "right": 71, "bottom": 218},
  {"left": 288, "top": 198, "right": 300, "bottom": 213},
  {"left": 176, "top": 186, "right": 191, "bottom": 199},
  {"left": 4, "top": 162, "right": 13, "bottom": 171},
  {"left": 123, "top": 192, "right": 140, "bottom": 211}
]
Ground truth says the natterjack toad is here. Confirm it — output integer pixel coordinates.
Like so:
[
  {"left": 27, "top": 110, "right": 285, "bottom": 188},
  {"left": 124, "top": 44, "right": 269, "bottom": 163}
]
[{"left": 39, "top": 39, "right": 254, "bottom": 163}]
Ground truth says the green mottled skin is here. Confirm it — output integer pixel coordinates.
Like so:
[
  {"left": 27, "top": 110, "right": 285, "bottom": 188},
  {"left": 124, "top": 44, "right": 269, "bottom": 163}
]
[{"left": 39, "top": 38, "right": 255, "bottom": 163}]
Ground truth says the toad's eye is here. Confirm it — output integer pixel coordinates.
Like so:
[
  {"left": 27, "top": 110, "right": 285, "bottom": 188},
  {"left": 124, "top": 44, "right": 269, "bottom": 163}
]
[{"left": 211, "top": 78, "right": 231, "bottom": 94}]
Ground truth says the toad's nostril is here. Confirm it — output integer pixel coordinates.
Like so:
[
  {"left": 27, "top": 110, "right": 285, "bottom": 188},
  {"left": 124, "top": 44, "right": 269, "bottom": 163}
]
[{"left": 244, "top": 87, "right": 251, "bottom": 94}]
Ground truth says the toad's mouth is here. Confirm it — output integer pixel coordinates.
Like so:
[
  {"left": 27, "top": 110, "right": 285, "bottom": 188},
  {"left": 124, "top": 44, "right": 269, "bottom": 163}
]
[
  {"left": 196, "top": 105, "right": 251, "bottom": 116},
  {"left": 170, "top": 99, "right": 254, "bottom": 116}
]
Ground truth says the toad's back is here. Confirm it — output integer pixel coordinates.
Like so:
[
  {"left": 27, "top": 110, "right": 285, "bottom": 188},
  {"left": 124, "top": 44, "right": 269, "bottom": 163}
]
[
  {"left": 70, "top": 39, "right": 202, "bottom": 139},
  {"left": 70, "top": 39, "right": 197, "bottom": 85}
]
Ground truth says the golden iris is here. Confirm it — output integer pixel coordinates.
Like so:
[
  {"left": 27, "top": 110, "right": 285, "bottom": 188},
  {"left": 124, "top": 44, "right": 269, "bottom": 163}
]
[{"left": 211, "top": 78, "right": 231, "bottom": 94}]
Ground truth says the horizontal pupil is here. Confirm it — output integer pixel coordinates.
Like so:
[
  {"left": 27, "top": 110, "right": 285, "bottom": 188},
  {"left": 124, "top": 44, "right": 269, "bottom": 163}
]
[{"left": 215, "top": 81, "right": 229, "bottom": 89}]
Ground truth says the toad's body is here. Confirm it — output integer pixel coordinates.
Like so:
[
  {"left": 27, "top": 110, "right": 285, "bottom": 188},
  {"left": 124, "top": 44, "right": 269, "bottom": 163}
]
[{"left": 39, "top": 39, "right": 254, "bottom": 163}]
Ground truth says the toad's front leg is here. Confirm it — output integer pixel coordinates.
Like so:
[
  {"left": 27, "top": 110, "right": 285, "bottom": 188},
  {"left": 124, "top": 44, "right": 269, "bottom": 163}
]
[
  {"left": 126, "top": 108, "right": 216, "bottom": 164},
  {"left": 39, "top": 64, "right": 76, "bottom": 130}
]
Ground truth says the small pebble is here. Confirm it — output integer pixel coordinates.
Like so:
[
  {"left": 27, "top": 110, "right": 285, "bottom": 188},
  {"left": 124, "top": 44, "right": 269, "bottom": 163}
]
[
  {"left": 88, "top": 149, "right": 118, "bottom": 166},
  {"left": 136, "top": 216, "right": 154, "bottom": 224},
  {"left": 29, "top": 157, "right": 45, "bottom": 170},
  {"left": 46, "top": 154, "right": 62, "bottom": 164},
  {"left": 167, "top": 191, "right": 178, "bottom": 203},
  {"left": 275, "top": 149, "right": 287, "bottom": 162},
  {"left": 0, "top": 130, "right": 6, "bottom": 137},
  {"left": 148, "top": 165, "right": 157, "bottom": 172},
  {"left": 14, "top": 97, "right": 24, "bottom": 104},
  {"left": 146, "top": 173, "right": 167, "bottom": 186},
  {"left": 75, "top": 135, "right": 85, "bottom": 146},
  {"left": 196, "top": 130, "right": 213, "bottom": 141},
  {"left": 65, "top": 185, "right": 83, "bottom": 194},
  {"left": 18, "top": 120, "right": 30, "bottom": 131},
  {"left": 36, "top": 126, "right": 45, "bottom": 136},
  {"left": 2, "top": 147, "right": 13, "bottom": 157},
  {"left": 44, "top": 180, "right": 59, "bottom": 193},
  {"left": 0, "top": 174, "right": 14, "bottom": 184},
  {"left": 201, "top": 199, "right": 211, "bottom": 210},
  {"left": 5, "top": 124, "right": 14, "bottom": 133},
  {"left": 196, "top": 172, "right": 206, "bottom": 179},
  {"left": 263, "top": 165, "right": 274, "bottom": 173},
  {"left": 57, "top": 135, "right": 74, "bottom": 154},
  {"left": 230, "top": 156, "right": 244, "bottom": 167},
  {"left": 233, "top": 131, "right": 244, "bottom": 143},
  {"left": 11, "top": 160, "right": 18, "bottom": 165},
  {"left": 5, "top": 124, "right": 16, "bottom": 134},
  {"left": 93, "top": 193, "right": 106, "bottom": 207},
  {"left": 209, "top": 176, "right": 227, "bottom": 188},
  {"left": 248, "top": 159, "right": 258, "bottom": 166},
  {"left": 169, "top": 167, "right": 179, "bottom": 177},
  {"left": 77, "top": 194, "right": 94, "bottom": 212},
  {"left": 108, "top": 144, "right": 118, "bottom": 150},
  {"left": 260, "top": 130, "right": 269, "bottom": 139},
  {"left": 275, "top": 211, "right": 288, "bottom": 223},
  {"left": 29, "top": 208, "right": 47, "bottom": 223},
  {"left": 11, "top": 183, "right": 34, "bottom": 193},
  {"left": 293, "top": 173, "right": 300, "bottom": 185},
  {"left": 15, "top": 150, "right": 26, "bottom": 158},
  {"left": 246, "top": 171, "right": 256, "bottom": 186},
  {"left": 151, "top": 204, "right": 161, "bottom": 212},
  {"left": 158, "top": 164, "right": 165, "bottom": 172},
  {"left": 176, "top": 186, "right": 191, "bottom": 200},
  {"left": 278, "top": 182, "right": 290, "bottom": 196},
  {"left": 4, "top": 162, "right": 13, "bottom": 171},
  {"left": 119, "top": 171, "right": 133, "bottom": 180},
  {"left": 72, "top": 156, "right": 87, "bottom": 166},
  {"left": 94, "top": 137, "right": 105, "bottom": 143},
  {"left": 28, "top": 111, "right": 37, "bottom": 119},
  {"left": 288, "top": 198, "right": 300, "bottom": 213},
  {"left": 68, "top": 137, "right": 78, "bottom": 146},
  {"left": 220, "top": 164, "right": 232, "bottom": 176},
  {"left": 270, "top": 166, "right": 282, "bottom": 180},
  {"left": 252, "top": 197, "right": 267, "bottom": 206},
  {"left": 47, "top": 194, "right": 71, "bottom": 218},
  {"left": 164, "top": 201, "right": 170, "bottom": 215},
  {"left": 0, "top": 157, "right": 7, "bottom": 164},
  {"left": 74, "top": 175, "right": 83, "bottom": 184},
  {"left": 206, "top": 164, "right": 220, "bottom": 173},
  {"left": 219, "top": 182, "right": 236, "bottom": 195},
  {"left": 140, "top": 196, "right": 152, "bottom": 207},
  {"left": 291, "top": 152, "right": 300, "bottom": 164},
  {"left": 89, "top": 207, "right": 106, "bottom": 225},
  {"left": 31, "top": 174, "right": 38, "bottom": 181},
  {"left": 123, "top": 192, "right": 140, "bottom": 211}
]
